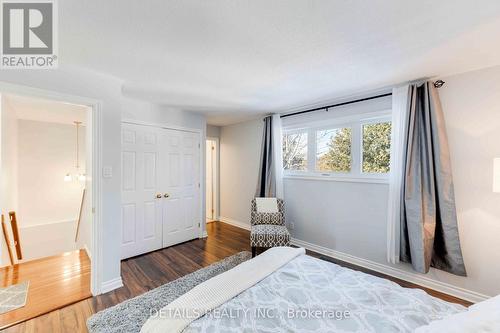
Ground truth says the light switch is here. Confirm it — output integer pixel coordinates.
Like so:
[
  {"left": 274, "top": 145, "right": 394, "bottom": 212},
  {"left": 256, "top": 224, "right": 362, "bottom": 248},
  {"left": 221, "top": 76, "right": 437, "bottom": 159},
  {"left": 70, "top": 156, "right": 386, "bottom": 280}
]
[{"left": 103, "top": 166, "right": 113, "bottom": 178}]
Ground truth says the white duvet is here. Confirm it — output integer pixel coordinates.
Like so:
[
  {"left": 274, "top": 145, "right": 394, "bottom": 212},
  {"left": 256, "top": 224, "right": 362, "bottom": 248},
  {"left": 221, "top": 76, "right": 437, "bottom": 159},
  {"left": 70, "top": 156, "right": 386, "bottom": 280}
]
[
  {"left": 141, "top": 247, "right": 305, "bottom": 333},
  {"left": 183, "top": 252, "right": 465, "bottom": 332}
]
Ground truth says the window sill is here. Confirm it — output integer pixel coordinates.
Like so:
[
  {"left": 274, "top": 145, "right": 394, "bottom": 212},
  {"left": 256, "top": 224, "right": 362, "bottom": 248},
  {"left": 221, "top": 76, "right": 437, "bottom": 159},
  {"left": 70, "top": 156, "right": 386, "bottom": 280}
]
[{"left": 283, "top": 174, "right": 389, "bottom": 184}]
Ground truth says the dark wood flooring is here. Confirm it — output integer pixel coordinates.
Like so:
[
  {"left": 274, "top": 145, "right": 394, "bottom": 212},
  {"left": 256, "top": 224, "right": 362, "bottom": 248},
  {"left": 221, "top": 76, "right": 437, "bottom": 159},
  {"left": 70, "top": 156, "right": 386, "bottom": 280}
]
[{"left": 3, "top": 221, "right": 470, "bottom": 332}]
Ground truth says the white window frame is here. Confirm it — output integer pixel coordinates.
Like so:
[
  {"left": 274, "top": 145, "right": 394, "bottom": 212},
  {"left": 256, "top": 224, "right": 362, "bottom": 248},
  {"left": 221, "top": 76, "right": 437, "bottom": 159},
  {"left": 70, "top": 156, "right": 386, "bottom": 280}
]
[
  {"left": 359, "top": 116, "right": 392, "bottom": 178},
  {"left": 283, "top": 110, "right": 391, "bottom": 184},
  {"left": 282, "top": 128, "right": 309, "bottom": 175}
]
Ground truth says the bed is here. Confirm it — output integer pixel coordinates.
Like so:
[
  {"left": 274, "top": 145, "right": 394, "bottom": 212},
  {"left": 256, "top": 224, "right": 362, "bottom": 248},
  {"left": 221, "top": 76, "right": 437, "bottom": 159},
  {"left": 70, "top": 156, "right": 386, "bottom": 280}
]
[{"left": 141, "top": 247, "right": 469, "bottom": 333}]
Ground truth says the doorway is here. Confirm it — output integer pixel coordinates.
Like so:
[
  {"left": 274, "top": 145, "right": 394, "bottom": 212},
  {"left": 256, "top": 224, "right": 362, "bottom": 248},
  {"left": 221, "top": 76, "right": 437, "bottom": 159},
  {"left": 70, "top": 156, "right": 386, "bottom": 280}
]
[
  {"left": 206, "top": 138, "right": 219, "bottom": 223},
  {"left": 0, "top": 87, "right": 101, "bottom": 329}
]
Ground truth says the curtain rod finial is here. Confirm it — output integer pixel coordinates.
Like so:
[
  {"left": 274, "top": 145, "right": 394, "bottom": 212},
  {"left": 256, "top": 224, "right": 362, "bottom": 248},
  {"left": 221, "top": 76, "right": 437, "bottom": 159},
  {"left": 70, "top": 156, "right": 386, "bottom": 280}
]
[{"left": 434, "top": 80, "right": 445, "bottom": 88}]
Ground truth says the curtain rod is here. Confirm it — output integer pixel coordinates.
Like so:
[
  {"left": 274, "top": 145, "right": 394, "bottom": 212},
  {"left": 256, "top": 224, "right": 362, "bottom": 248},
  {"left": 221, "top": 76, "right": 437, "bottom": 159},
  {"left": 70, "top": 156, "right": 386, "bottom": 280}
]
[{"left": 280, "top": 80, "right": 445, "bottom": 119}]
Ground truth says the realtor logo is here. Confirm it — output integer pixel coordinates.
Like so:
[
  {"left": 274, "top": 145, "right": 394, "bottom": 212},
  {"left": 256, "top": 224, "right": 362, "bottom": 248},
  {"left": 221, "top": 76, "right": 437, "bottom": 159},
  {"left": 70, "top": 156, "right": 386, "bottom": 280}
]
[{"left": 1, "top": 0, "right": 58, "bottom": 68}]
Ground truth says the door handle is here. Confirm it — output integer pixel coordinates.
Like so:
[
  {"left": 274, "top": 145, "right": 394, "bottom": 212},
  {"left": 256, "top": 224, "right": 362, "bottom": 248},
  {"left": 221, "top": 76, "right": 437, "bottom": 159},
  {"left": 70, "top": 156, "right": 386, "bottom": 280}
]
[
  {"left": 156, "top": 194, "right": 162, "bottom": 199},
  {"left": 163, "top": 193, "right": 170, "bottom": 198}
]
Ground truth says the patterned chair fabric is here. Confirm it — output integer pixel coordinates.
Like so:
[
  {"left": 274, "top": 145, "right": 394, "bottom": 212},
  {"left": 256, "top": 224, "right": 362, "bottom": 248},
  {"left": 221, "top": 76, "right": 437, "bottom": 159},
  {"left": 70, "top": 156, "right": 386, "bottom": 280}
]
[
  {"left": 250, "top": 198, "right": 290, "bottom": 254},
  {"left": 250, "top": 198, "right": 285, "bottom": 226},
  {"left": 250, "top": 225, "right": 291, "bottom": 248}
]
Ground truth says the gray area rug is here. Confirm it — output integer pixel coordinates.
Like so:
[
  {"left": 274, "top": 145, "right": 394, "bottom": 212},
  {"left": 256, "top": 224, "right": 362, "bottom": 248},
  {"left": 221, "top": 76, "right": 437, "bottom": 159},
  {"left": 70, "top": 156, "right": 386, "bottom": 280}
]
[
  {"left": 87, "top": 251, "right": 251, "bottom": 333},
  {"left": 0, "top": 280, "right": 29, "bottom": 314}
]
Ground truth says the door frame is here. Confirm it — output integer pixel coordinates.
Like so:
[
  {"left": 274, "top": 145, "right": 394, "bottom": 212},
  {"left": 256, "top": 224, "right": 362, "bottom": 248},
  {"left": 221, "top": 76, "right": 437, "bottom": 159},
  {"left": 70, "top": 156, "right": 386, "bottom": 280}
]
[
  {"left": 121, "top": 119, "right": 204, "bottom": 240},
  {"left": 206, "top": 136, "right": 219, "bottom": 222},
  {"left": 0, "top": 81, "right": 104, "bottom": 296}
]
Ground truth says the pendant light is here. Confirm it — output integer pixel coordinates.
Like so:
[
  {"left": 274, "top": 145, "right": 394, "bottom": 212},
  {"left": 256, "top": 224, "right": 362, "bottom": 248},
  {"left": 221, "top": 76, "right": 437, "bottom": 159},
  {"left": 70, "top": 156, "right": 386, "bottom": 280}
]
[{"left": 64, "top": 121, "right": 86, "bottom": 182}]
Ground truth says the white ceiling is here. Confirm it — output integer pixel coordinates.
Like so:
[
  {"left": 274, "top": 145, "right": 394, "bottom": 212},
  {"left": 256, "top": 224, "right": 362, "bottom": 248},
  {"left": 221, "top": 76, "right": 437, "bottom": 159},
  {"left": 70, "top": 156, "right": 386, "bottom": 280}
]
[
  {"left": 60, "top": 0, "right": 500, "bottom": 125},
  {"left": 3, "top": 94, "right": 88, "bottom": 125}
]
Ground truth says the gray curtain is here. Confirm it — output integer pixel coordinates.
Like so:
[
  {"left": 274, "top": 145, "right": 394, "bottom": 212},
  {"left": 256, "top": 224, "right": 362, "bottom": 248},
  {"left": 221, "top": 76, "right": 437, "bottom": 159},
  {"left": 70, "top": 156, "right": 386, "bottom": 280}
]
[
  {"left": 400, "top": 81, "right": 467, "bottom": 276},
  {"left": 256, "top": 116, "right": 276, "bottom": 197}
]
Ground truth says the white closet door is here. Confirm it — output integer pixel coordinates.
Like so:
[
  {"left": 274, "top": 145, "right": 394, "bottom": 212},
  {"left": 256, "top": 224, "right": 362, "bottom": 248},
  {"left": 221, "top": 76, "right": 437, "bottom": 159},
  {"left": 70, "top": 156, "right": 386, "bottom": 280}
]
[
  {"left": 121, "top": 124, "right": 163, "bottom": 259},
  {"left": 161, "top": 129, "right": 201, "bottom": 247}
]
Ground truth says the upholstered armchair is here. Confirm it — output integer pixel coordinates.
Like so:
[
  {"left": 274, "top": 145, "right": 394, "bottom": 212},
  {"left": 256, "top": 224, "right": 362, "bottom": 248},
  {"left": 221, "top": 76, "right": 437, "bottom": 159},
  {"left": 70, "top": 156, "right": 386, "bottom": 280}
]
[{"left": 250, "top": 198, "right": 291, "bottom": 257}]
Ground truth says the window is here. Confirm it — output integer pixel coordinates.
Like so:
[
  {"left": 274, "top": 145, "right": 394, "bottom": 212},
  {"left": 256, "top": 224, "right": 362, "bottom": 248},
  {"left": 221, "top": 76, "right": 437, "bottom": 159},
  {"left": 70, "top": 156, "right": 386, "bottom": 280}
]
[
  {"left": 282, "top": 111, "right": 391, "bottom": 182},
  {"left": 362, "top": 122, "right": 391, "bottom": 173},
  {"left": 316, "top": 127, "right": 352, "bottom": 173},
  {"left": 282, "top": 131, "right": 307, "bottom": 171}
]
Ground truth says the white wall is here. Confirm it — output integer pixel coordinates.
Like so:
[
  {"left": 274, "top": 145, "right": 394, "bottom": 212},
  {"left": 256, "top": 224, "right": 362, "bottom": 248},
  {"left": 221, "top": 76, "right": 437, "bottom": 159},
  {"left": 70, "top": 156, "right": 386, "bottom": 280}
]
[
  {"left": 219, "top": 119, "right": 263, "bottom": 227},
  {"left": 435, "top": 65, "right": 500, "bottom": 298},
  {"left": 3, "top": 119, "right": 88, "bottom": 261},
  {"left": 0, "top": 68, "right": 129, "bottom": 287},
  {"left": 218, "top": 66, "right": 500, "bottom": 302},
  {"left": 207, "top": 125, "right": 221, "bottom": 138},
  {"left": 0, "top": 69, "right": 208, "bottom": 287},
  {"left": 17, "top": 120, "right": 86, "bottom": 227},
  {"left": 286, "top": 67, "right": 500, "bottom": 301},
  {"left": 0, "top": 97, "right": 18, "bottom": 264},
  {"left": 0, "top": 98, "right": 18, "bottom": 213}
]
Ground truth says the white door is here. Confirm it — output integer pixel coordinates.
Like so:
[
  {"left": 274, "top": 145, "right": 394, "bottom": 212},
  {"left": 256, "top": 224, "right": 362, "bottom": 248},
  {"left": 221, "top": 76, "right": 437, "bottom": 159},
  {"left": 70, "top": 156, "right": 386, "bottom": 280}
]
[
  {"left": 121, "top": 124, "right": 163, "bottom": 259},
  {"left": 161, "top": 129, "right": 201, "bottom": 247},
  {"left": 206, "top": 140, "right": 214, "bottom": 221}
]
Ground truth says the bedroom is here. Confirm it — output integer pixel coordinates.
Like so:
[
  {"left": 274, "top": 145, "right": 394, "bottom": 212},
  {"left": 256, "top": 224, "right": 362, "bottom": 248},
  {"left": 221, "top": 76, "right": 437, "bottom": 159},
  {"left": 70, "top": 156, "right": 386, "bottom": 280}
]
[{"left": 0, "top": 0, "right": 499, "bottom": 332}]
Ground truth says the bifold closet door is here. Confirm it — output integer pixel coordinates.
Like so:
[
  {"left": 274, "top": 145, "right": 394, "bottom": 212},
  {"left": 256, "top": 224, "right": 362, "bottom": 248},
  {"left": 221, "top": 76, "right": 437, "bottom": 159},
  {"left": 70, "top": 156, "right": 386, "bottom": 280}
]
[
  {"left": 160, "top": 129, "right": 201, "bottom": 248},
  {"left": 121, "top": 123, "right": 163, "bottom": 259}
]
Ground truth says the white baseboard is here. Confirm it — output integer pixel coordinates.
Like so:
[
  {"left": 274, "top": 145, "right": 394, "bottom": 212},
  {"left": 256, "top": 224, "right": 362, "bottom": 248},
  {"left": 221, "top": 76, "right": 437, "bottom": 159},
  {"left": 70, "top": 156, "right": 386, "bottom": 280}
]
[
  {"left": 100, "top": 277, "right": 123, "bottom": 294},
  {"left": 84, "top": 244, "right": 92, "bottom": 260},
  {"left": 202, "top": 231, "right": 208, "bottom": 238},
  {"left": 291, "top": 238, "right": 489, "bottom": 304},
  {"left": 218, "top": 216, "right": 251, "bottom": 231}
]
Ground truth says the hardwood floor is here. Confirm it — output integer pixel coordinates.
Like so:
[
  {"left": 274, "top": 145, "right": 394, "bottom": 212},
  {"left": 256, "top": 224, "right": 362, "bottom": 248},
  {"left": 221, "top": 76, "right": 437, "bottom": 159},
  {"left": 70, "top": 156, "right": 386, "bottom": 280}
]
[
  {"left": 0, "top": 250, "right": 91, "bottom": 330},
  {"left": 3, "top": 221, "right": 470, "bottom": 332}
]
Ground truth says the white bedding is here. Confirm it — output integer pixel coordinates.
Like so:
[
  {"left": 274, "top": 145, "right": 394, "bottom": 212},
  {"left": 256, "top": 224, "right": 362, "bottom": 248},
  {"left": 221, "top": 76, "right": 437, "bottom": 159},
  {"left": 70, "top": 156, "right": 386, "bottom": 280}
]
[
  {"left": 141, "top": 247, "right": 305, "bottom": 333},
  {"left": 183, "top": 253, "right": 465, "bottom": 333}
]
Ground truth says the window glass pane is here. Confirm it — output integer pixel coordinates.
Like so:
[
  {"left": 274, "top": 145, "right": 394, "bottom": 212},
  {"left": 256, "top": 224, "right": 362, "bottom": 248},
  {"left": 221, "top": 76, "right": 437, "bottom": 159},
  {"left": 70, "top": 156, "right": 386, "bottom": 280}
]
[
  {"left": 282, "top": 132, "right": 307, "bottom": 171},
  {"left": 316, "top": 128, "right": 352, "bottom": 172},
  {"left": 362, "top": 122, "right": 391, "bottom": 173}
]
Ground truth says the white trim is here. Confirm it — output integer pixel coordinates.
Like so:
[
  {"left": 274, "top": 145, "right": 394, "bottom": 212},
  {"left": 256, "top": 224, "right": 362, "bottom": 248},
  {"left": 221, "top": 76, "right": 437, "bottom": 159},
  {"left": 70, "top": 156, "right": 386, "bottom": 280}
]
[
  {"left": 84, "top": 244, "right": 92, "bottom": 260},
  {"left": 291, "top": 238, "right": 489, "bottom": 303},
  {"left": 218, "top": 217, "right": 251, "bottom": 231},
  {"left": 202, "top": 231, "right": 208, "bottom": 238},
  {"left": 121, "top": 120, "right": 204, "bottom": 241},
  {"left": 359, "top": 117, "right": 392, "bottom": 176},
  {"left": 100, "top": 277, "right": 123, "bottom": 294},
  {"left": 0, "top": 81, "right": 104, "bottom": 296},
  {"left": 283, "top": 111, "right": 392, "bottom": 182},
  {"left": 284, "top": 175, "right": 389, "bottom": 184},
  {"left": 206, "top": 136, "right": 220, "bottom": 224}
]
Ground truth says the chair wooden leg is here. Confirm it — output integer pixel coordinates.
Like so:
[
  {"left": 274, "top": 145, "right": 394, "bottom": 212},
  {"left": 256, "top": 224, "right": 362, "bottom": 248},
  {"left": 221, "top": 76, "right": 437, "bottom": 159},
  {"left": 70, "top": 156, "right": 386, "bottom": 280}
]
[{"left": 252, "top": 246, "right": 256, "bottom": 258}]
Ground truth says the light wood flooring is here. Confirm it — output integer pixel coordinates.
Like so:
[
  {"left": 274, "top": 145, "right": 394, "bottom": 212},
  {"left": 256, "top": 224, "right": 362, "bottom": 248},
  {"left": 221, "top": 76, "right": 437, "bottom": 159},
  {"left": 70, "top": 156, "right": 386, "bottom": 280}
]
[{"left": 1, "top": 250, "right": 91, "bottom": 330}]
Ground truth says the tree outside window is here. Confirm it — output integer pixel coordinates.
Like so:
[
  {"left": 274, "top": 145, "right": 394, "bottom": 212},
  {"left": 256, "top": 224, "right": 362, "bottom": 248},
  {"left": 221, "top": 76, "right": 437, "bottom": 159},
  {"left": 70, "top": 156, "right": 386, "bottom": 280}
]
[
  {"left": 362, "top": 122, "right": 391, "bottom": 173},
  {"left": 282, "top": 132, "right": 307, "bottom": 171},
  {"left": 316, "top": 128, "right": 352, "bottom": 172}
]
